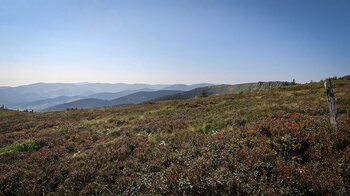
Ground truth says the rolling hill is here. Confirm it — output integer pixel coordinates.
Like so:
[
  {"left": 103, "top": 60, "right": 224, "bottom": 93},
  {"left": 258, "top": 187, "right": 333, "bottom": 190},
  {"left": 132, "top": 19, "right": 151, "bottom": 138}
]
[
  {"left": 0, "top": 83, "right": 168, "bottom": 105},
  {"left": 0, "top": 78, "right": 349, "bottom": 195},
  {"left": 157, "top": 81, "right": 293, "bottom": 101},
  {"left": 161, "top": 83, "right": 214, "bottom": 91},
  {"left": 43, "top": 82, "right": 289, "bottom": 111},
  {"left": 1, "top": 83, "right": 213, "bottom": 110},
  {"left": 8, "top": 89, "right": 154, "bottom": 111},
  {"left": 44, "top": 90, "right": 183, "bottom": 111},
  {"left": 7, "top": 96, "right": 84, "bottom": 111},
  {"left": 84, "top": 88, "right": 154, "bottom": 100}
]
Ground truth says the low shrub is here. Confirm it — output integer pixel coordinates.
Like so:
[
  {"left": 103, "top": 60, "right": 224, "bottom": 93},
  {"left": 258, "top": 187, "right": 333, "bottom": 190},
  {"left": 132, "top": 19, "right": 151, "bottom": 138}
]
[{"left": 0, "top": 139, "right": 44, "bottom": 156}]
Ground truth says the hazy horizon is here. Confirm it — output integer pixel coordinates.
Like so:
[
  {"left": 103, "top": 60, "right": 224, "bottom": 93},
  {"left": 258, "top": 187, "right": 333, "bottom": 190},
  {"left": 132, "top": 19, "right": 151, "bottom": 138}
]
[
  {"left": 0, "top": 76, "right": 345, "bottom": 88},
  {"left": 0, "top": 73, "right": 348, "bottom": 87},
  {"left": 0, "top": 81, "right": 217, "bottom": 88},
  {"left": 1, "top": 0, "right": 349, "bottom": 86}
]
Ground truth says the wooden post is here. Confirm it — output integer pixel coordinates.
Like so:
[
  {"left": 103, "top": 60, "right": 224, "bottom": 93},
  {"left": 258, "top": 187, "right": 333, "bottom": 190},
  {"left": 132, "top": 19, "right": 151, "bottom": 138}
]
[{"left": 324, "top": 79, "right": 338, "bottom": 129}]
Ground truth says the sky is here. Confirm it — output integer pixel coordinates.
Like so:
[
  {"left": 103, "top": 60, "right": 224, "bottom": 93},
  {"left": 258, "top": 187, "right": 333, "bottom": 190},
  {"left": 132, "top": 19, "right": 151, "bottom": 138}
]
[{"left": 0, "top": 0, "right": 349, "bottom": 86}]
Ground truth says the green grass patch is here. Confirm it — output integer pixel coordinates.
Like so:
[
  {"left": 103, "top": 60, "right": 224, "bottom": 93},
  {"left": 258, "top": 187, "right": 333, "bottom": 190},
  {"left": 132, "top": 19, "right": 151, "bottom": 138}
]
[
  {"left": 195, "top": 123, "right": 214, "bottom": 134},
  {"left": 0, "top": 140, "right": 43, "bottom": 156}
]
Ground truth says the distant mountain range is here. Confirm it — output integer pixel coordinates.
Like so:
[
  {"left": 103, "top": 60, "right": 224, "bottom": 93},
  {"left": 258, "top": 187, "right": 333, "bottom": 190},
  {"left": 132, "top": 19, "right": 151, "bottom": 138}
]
[
  {"left": 44, "top": 90, "right": 183, "bottom": 112},
  {"left": 42, "top": 81, "right": 292, "bottom": 112},
  {"left": 0, "top": 81, "right": 293, "bottom": 112},
  {"left": 0, "top": 83, "right": 213, "bottom": 111},
  {"left": 0, "top": 83, "right": 170, "bottom": 105},
  {"left": 7, "top": 89, "right": 152, "bottom": 111}
]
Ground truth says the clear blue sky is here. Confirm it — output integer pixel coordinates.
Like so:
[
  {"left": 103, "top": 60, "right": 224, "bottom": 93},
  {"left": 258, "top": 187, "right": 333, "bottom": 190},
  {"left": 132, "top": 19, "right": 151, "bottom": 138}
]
[{"left": 0, "top": 0, "right": 349, "bottom": 86}]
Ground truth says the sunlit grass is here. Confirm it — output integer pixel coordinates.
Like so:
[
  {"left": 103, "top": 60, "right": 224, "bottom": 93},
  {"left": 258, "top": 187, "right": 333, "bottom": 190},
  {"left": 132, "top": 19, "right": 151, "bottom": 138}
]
[
  {"left": 0, "top": 79, "right": 349, "bottom": 195},
  {"left": 0, "top": 140, "right": 42, "bottom": 156}
]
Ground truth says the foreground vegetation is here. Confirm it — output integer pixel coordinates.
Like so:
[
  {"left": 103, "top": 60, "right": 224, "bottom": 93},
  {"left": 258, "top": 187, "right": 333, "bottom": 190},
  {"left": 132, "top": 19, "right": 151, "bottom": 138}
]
[{"left": 0, "top": 79, "right": 349, "bottom": 195}]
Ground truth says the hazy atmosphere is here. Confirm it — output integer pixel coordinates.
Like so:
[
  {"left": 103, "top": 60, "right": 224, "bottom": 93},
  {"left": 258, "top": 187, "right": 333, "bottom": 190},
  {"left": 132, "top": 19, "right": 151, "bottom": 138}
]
[
  {"left": 1, "top": 0, "right": 349, "bottom": 86},
  {"left": 1, "top": 1, "right": 350, "bottom": 195}
]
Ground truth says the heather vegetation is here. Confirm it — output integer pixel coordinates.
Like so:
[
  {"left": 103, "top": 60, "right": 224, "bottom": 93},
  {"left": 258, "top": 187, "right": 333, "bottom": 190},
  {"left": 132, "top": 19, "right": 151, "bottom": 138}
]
[
  {"left": 0, "top": 139, "right": 43, "bottom": 156},
  {"left": 0, "top": 79, "right": 349, "bottom": 195}
]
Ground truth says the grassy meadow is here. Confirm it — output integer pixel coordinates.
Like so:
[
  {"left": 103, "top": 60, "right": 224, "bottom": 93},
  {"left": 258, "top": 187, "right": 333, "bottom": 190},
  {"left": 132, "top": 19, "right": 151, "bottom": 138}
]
[{"left": 0, "top": 79, "right": 349, "bottom": 195}]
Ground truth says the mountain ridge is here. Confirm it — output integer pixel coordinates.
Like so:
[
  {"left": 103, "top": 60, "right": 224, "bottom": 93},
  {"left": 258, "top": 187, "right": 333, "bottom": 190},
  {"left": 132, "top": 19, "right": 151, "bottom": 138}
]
[
  {"left": 157, "top": 81, "right": 294, "bottom": 101},
  {"left": 43, "top": 81, "right": 292, "bottom": 112},
  {"left": 1, "top": 78, "right": 349, "bottom": 195},
  {"left": 1, "top": 83, "right": 213, "bottom": 109},
  {"left": 43, "top": 90, "right": 183, "bottom": 112}
]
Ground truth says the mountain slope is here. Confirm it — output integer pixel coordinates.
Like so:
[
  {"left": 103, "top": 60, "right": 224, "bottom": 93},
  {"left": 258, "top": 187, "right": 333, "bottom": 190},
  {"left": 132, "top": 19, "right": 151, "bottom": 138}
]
[
  {"left": 0, "top": 83, "right": 212, "bottom": 107},
  {"left": 7, "top": 89, "right": 155, "bottom": 111},
  {"left": 0, "top": 79, "right": 349, "bottom": 195},
  {"left": 158, "top": 81, "right": 293, "bottom": 101},
  {"left": 43, "top": 82, "right": 291, "bottom": 111},
  {"left": 161, "top": 83, "right": 214, "bottom": 91},
  {"left": 44, "top": 90, "right": 183, "bottom": 111},
  {"left": 108, "top": 90, "right": 183, "bottom": 106},
  {"left": 0, "top": 83, "right": 169, "bottom": 105},
  {"left": 7, "top": 96, "right": 84, "bottom": 111},
  {"left": 85, "top": 88, "right": 154, "bottom": 100}
]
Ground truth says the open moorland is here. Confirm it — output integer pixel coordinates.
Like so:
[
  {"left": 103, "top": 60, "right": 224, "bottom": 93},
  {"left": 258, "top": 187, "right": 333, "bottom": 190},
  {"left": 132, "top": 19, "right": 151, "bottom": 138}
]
[{"left": 0, "top": 79, "right": 349, "bottom": 195}]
